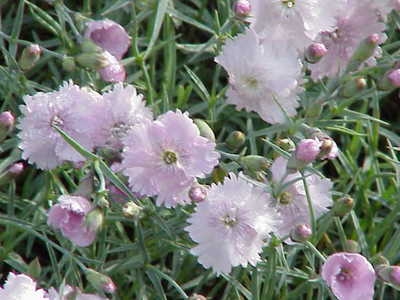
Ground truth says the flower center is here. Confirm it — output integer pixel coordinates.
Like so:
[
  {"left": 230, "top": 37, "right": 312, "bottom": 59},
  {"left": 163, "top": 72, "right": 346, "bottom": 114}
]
[
  {"left": 111, "top": 122, "right": 133, "bottom": 139},
  {"left": 244, "top": 77, "right": 259, "bottom": 88},
  {"left": 278, "top": 191, "right": 293, "bottom": 205},
  {"left": 51, "top": 115, "right": 64, "bottom": 128},
  {"left": 221, "top": 214, "right": 238, "bottom": 227},
  {"left": 162, "top": 150, "right": 178, "bottom": 165},
  {"left": 282, "top": 0, "right": 295, "bottom": 8},
  {"left": 337, "top": 268, "right": 352, "bottom": 282}
]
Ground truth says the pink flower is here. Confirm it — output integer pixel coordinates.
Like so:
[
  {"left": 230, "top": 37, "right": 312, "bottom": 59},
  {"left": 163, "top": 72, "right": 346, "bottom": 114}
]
[
  {"left": 310, "top": 0, "right": 386, "bottom": 79},
  {"left": 295, "top": 139, "right": 322, "bottom": 163},
  {"left": 185, "top": 173, "right": 280, "bottom": 274},
  {"left": 98, "top": 51, "right": 126, "bottom": 83},
  {"left": 47, "top": 195, "right": 96, "bottom": 247},
  {"left": 271, "top": 157, "right": 333, "bottom": 238},
  {"left": 0, "top": 111, "right": 15, "bottom": 128},
  {"left": 0, "top": 273, "right": 47, "bottom": 300},
  {"left": 121, "top": 110, "right": 219, "bottom": 207},
  {"left": 18, "top": 81, "right": 104, "bottom": 169},
  {"left": 85, "top": 19, "right": 131, "bottom": 60},
  {"left": 321, "top": 252, "right": 376, "bottom": 300}
]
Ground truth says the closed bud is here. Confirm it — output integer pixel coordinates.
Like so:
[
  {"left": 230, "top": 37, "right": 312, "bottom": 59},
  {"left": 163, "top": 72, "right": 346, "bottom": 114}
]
[
  {"left": 239, "top": 155, "right": 270, "bottom": 172},
  {"left": 346, "top": 34, "right": 380, "bottom": 72},
  {"left": 377, "top": 265, "right": 400, "bottom": 287},
  {"left": 371, "top": 254, "right": 390, "bottom": 267},
  {"left": 276, "top": 138, "right": 295, "bottom": 152},
  {"left": 211, "top": 166, "right": 227, "bottom": 183},
  {"left": 0, "top": 163, "right": 25, "bottom": 186},
  {"left": 295, "top": 139, "right": 321, "bottom": 164},
  {"left": 340, "top": 77, "right": 367, "bottom": 98},
  {"left": 379, "top": 69, "right": 400, "bottom": 90},
  {"left": 344, "top": 240, "right": 361, "bottom": 253},
  {"left": 85, "top": 208, "right": 104, "bottom": 232},
  {"left": 75, "top": 52, "right": 110, "bottom": 70},
  {"left": 317, "top": 137, "right": 339, "bottom": 160},
  {"left": 234, "top": 0, "right": 251, "bottom": 18},
  {"left": 19, "top": 44, "right": 42, "bottom": 71},
  {"left": 193, "top": 119, "right": 216, "bottom": 142},
  {"left": 225, "top": 131, "right": 246, "bottom": 150},
  {"left": 189, "top": 184, "right": 207, "bottom": 203},
  {"left": 305, "top": 43, "right": 327, "bottom": 64},
  {"left": 80, "top": 39, "right": 103, "bottom": 53},
  {"left": 85, "top": 269, "right": 116, "bottom": 294},
  {"left": 291, "top": 224, "right": 312, "bottom": 242},
  {"left": 189, "top": 294, "right": 207, "bottom": 300},
  {"left": 122, "top": 201, "right": 142, "bottom": 218},
  {"left": 333, "top": 196, "right": 354, "bottom": 217},
  {"left": 62, "top": 56, "right": 76, "bottom": 72},
  {"left": 0, "top": 111, "right": 15, "bottom": 141}
]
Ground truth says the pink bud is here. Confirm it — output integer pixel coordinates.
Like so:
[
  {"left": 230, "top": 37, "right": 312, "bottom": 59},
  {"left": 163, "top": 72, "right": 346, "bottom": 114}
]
[
  {"left": 28, "top": 44, "right": 42, "bottom": 55},
  {"left": 8, "top": 163, "right": 24, "bottom": 176},
  {"left": 291, "top": 224, "right": 312, "bottom": 242},
  {"left": 189, "top": 185, "right": 207, "bottom": 203},
  {"left": 0, "top": 111, "right": 15, "bottom": 128},
  {"left": 103, "top": 280, "right": 117, "bottom": 294},
  {"left": 387, "top": 69, "right": 400, "bottom": 87},
  {"left": 305, "top": 43, "right": 327, "bottom": 63},
  {"left": 390, "top": 266, "right": 400, "bottom": 286},
  {"left": 295, "top": 139, "right": 321, "bottom": 163},
  {"left": 367, "top": 34, "right": 380, "bottom": 45},
  {"left": 98, "top": 51, "right": 126, "bottom": 82},
  {"left": 234, "top": 0, "right": 251, "bottom": 17}
]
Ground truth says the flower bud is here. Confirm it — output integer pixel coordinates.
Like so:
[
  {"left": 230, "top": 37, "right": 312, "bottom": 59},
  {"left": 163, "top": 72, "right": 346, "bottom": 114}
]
[
  {"left": 225, "top": 131, "right": 246, "bottom": 150},
  {"left": 296, "top": 139, "right": 321, "bottom": 164},
  {"left": 80, "top": 39, "right": 103, "bottom": 53},
  {"left": 75, "top": 52, "right": 110, "bottom": 69},
  {"left": 189, "top": 294, "right": 207, "bottom": 300},
  {"left": 234, "top": 0, "right": 251, "bottom": 18},
  {"left": 62, "top": 56, "right": 76, "bottom": 72},
  {"left": 276, "top": 138, "right": 295, "bottom": 152},
  {"left": 347, "top": 34, "right": 380, "bottom": 72},
  {"left": 291, "top": 224, "right": 312, "bottom": 242},
  {"left": 379, "top": 69, "right": 400, "bottom": 90},
  {"left": 122, "top": 201, "right": 142, "bottom": 218},
  {"left": 333, "top": 196, "right": 354, "bottom": 217},
  {"left": 85, "top": 269, "right": 116, "bottom": 294},
  {"left": 340, "top": 77, "right": 367, "bottom": 98},
  {"left": 371, "top": 254, "right": 389, "bottom": 267},
  {"left": 211, "top": 166, "right": 227, "bottom": 183},
  {"left": 193, "top": 119, "right": 216, "bottom": 142},
  {"left": 305, "top": 43, "right": 327, "bottom": 64},
  {"left": 0, "top": 111, "right": 15, "bottom": 141},
  {"left": 318, "top": 138, "right": 339, "bottom": 160},
  {"left": 377, "top": 265, "right": 400, "bottom": 287},
  {"left": 239, "top": 155, "right": 270, "bottom": 172},
  {"left": 85, "top": 208, "right": 104, "bottom": 232},
  {"left": 19, "top": 44, "right": 42, "bottom": 71},
  {"left": 189, "top": 184, "right": 207, "bottom": 203},
  {"left": 0, "top": 163, "right": 25, "bottom": 186},
  {"left": 344, "top": 240, "right": 361, "bottom": 253}
]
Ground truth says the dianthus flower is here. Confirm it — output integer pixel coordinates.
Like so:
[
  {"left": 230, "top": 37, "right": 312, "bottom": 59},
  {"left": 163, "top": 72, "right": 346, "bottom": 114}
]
[
  {"left": 121, "top": 110, "right": 219, "bottom": 207},
  {"left": 215, "top": 29, "right": 302, "bottom": 124},
  {"left": 18, "top": 82, "right": 104, "bottom": 169},
  {"left": 48, "top": 285, "right": 108, "bottom": 300},
  {"left": 48, "top": 195, "right": 96, "bottom": 247},
  {"left": 186, "top": 173, "right": 280, "bottom": 274},
  {"left": 309, "top": 0, "right": 386, "bottom": 80},
  {"left": 271, "top": 157, "right": 332, "bottom": 238},
  {"left": 0, "top": 273, "right": 47, "bottom": 300},
  {"left": 321, "top": 252, "right": 376, "bottom": 300},
  {"left": 98, "top": 83, "right": 152, "bottom": 151}
]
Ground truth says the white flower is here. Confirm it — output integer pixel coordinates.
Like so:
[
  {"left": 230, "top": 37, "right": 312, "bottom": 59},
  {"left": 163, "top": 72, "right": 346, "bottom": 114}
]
[
  {"left": 185, "top": 173, "right": 280, "bottom": 274},
  {"left": 270, "top": 157, "right": 333, "bottom": 238},
  {"left": 48, "top": 285, "right": 108, "bottom": 300},
  {"left": 215, "top": 29, "right": 302, "bottom": 124},
  {"left": 0, "top": 273, "right": 47, "bottom": 300}
]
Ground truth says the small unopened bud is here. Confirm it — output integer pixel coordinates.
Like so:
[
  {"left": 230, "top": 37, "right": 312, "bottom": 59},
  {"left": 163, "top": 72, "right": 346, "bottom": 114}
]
[
  {"left": 189, "top": 294, "right": 207, "bottom": 300},
  {"left": 8, "top": 163, "right": 24, "bottom": 177},
  {"left": 85, "top": 269, "right": 116, "bottom": 294},
  {"left": 0, "top": 111, "right": 15, "bottom": 141},
  {"left": 296, "top": 139, "right": 321, "bottom": 163},
  {"left": 62, "top": 56, "right": 76, "bottom": 72},
  {"left": 85, "top": 208, "right": 104, "bottom": 232},
  {"left": 276, "top": 138, "right": 295, "bottom": 152},
  {"left": 347, "top": 34, "right": 380, "bottom": 72},
  {"left": 371, "top": 254, "right": 390, "bottom": 267},
  {"left": 19, "top": 44, "right": 42, "bottom": 71},
  {"left": 122, "top": 201, "right": 142, "bottom": 218},
  {"left": 333, "top": 196, "right": 354, "bottom": 217},
  {"left": 377, "top": 265, "right": 400, "bottom": 287},
  {"left": 211, "top": 166, "right": 227, "bottom": 183},
  {"left": 193, "top": 119, "right": 216, "bottom": 142},
  {"left": 305, "top": 43, "right": 327, "bottom": 64},
  {"left": 379, "top": 69, "right": 400, "bottom": 90},
  {"left": 239, "top": 155, "right": 270, "bottom": 172},
  {"left": 76, "top": 52, "right": 110, "bottom": 69},
  {"left": 291, "top": 224, "right": 312, "bottom": 242},
  {"left": 344, "top": 240, "right": 361, "bottom": 253},
  {"left": 340, "top": 77, "right": 367, "bottom": 98},
  {"left": 234, "top": 0, "right": 251, "bottom": 18},
  {"left": 80, "top": 39, "right": 103, "bottom": 53},
  {"left": 225, "top": 131, "right": 246, "bottom": 150},
  {"left": 189, "top": 184, "right": 207, "bottom": 203}
]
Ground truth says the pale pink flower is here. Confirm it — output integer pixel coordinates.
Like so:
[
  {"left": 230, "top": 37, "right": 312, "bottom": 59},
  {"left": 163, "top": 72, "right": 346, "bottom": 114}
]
[
  {"left": 98, "top": 51, "right": 126, "bottom": 83},
  {"left": 121, "top": 110, "right": 219, "bottom": 207},
  {"left": 216, "top": 29, "right": 302, "bottom": 124},
  {"left": 321, "top": 252, "right": 376, "bottom": 300},
  {"left": 185, "top": 173, "right": 280, "bottom": 274},
  {"left": 271, "top": 157, "right": 333, "bottom": 238},
  {"left": 47, "top": 195, "right": 96, "bottom": 247},
  {"left": 98, "top": 83, "right": 152, "bottom": 151},
  {"left": 18, "top": 82, "right": 104, "bottom": 169},
  {"left": 48, "top": 285, "right": 108, "bottom": 300},
  {"left": 85, "top": 19, "right": 131, "bottom": 60},
  {"left": 309, "top": 0, "right": 386, "bottom": 80},
  {"left": 0, "top": 273, "right": 47, "bottom": 300}
]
